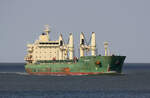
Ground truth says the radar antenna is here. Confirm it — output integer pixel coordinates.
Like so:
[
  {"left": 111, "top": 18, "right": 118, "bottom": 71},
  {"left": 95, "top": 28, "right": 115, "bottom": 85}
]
[{"left": 44, "top": 24, "right": 50, "bottom": 40}]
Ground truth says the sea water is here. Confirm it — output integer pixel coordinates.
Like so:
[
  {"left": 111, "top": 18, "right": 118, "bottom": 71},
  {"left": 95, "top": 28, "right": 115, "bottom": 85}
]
[{"left": 0, "top": 63, "right": 150, "bottom": 98}]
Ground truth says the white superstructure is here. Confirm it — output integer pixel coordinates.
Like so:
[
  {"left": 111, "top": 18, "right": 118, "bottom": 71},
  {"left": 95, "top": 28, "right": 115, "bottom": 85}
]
[
  {"left": 25, "top": 25, "right": 74, "bottom": 63},
  {"left": 25, "top": 25, "right": 96, "bottom": 64}
]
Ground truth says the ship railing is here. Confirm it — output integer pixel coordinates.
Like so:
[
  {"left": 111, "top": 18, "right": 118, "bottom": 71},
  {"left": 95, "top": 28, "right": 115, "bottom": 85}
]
[{"left": 36, "top": 60, "right": 75, "bottom": 64}]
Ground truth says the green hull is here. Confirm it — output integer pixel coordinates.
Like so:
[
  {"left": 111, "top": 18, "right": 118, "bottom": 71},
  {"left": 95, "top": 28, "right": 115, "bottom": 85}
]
[{"left": 25, "top": 56, "right": 126, "bottom": 75}]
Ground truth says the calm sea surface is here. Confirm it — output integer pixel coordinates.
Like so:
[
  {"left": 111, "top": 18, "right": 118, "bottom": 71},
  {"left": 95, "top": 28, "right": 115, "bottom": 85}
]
[{"left": 0, "top": 63, "right": 150, "bottom": 98}]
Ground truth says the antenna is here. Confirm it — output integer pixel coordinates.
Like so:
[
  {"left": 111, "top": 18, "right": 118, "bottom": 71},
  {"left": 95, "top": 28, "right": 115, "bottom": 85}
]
[
  {"left": 104, "top": 42, "right": 109, "bottom": 56},
  {"left": 44, "top": 24, "right": 50, "bottom": 33},
  {"left": 44, "top": 24, "right": 50, "bottom": 40}
]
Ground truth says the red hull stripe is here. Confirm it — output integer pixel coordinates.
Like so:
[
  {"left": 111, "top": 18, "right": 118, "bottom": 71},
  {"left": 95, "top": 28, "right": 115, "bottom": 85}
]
[{"left": 28, "top": 72, "right": 104, "bottom": 75}]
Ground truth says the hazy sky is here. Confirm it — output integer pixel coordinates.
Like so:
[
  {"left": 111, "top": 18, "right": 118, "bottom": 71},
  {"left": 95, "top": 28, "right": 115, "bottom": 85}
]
[{"left": 0, "top": 0, "right": 150, "bottom": 63}]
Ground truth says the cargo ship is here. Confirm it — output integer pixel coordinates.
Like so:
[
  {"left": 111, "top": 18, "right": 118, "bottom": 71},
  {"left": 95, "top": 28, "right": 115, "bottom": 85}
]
[{"left": 24, "top": 25, "right": 126, "bottom": 75}]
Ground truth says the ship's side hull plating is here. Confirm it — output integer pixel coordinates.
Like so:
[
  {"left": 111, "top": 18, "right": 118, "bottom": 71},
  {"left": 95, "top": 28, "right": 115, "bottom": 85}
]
[{"left": 25, "top": 56, "right": 126, "bottom": 75}]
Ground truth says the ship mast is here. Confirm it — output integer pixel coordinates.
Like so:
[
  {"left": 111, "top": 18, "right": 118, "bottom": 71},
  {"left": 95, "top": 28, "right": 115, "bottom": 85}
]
[
  {"left": 91, "top": 32, "right": 96, "bottom": 56},
  {"left": 80, "top": 32, "right": 85, "bottom": 57},
  {"left": 104, "top": 42, "right": 108, "bottom": 56},
  {"left": 80, "top": 32, "right": 96, "bottom": 57},
  {"left": 68, "top": 33, "right": 74, "bottom": 59},
  {"left": 44, "top": 24, "right": 50, "bottom": 40}
]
